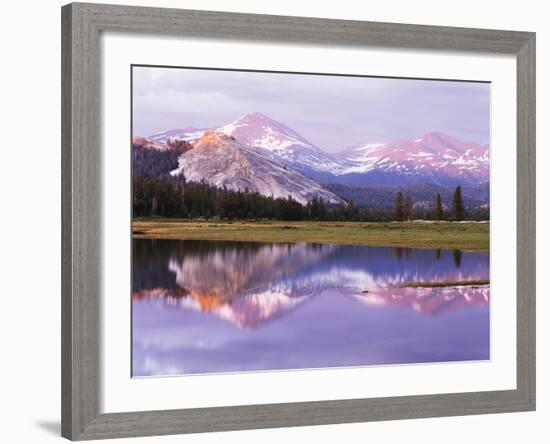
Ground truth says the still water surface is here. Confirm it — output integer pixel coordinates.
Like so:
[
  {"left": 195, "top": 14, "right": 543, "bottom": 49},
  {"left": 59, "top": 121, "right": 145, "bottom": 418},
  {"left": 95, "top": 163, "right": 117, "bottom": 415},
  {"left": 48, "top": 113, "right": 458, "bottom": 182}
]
[{"left": 132, "top": 239, "right": 489, "bottom": 376}]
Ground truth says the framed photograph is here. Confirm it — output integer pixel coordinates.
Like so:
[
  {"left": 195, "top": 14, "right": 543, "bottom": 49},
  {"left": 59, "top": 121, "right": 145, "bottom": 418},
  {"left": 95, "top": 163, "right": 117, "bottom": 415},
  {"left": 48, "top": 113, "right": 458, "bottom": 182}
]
[{"left": 61, "top": 2, "right": 536, "bottom": 440}]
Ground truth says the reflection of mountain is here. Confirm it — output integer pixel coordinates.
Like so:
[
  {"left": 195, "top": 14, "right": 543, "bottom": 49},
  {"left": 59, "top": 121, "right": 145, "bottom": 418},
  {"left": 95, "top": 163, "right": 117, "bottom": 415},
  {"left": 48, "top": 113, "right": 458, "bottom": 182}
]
[
  {"left": 133, "top": 239, "right": 490, "bottom": 329},
  {"left": 206, "top": 291, "right": 312, "bottom": 329},
  {"left": 166, "top": 241, "right": 335, "bottom": 301},
  {"left": 133, "top": 286, "right": 314, "bottom": 329},
  {"left": 133, "top": 240, "right": 334, "bottom": 328},
  {"left": 352, "top": 285, "right": 489, "bottom": 316}
]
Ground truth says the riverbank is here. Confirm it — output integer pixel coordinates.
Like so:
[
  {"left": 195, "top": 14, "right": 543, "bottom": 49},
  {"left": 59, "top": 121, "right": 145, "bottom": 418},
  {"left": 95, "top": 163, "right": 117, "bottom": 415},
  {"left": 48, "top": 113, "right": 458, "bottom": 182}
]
[
  {"left": 132, "top": 219, "right": 489, "bottom": 251},
  {"left": 399, "top": 279, "right": 490, "bottom": 288}
]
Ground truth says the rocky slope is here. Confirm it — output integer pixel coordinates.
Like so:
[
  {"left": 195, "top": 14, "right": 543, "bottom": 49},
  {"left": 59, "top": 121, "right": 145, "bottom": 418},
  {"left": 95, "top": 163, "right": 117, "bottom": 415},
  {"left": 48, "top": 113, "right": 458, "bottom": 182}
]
[{"left": 169, "top": 131, "right": 342, "bottom": 205}]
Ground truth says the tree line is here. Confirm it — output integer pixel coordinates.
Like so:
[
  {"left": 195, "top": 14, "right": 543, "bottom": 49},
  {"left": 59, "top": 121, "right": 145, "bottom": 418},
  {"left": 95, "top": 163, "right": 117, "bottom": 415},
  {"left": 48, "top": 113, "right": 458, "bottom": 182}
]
[
  {"left": 134, "top": 175, "right": 384, "bottom": 221},
  {"left": 393, "top": 186, "right": 470, "bottom": 221},
  {"left": 132, "top": 141, "right": 192, "bottom": 177},
  {"left": 133, "top": 175, "right": 487, "bottom": 222},
  {"left": 324, "top": 181, "right": 489, "bottom": 212}
]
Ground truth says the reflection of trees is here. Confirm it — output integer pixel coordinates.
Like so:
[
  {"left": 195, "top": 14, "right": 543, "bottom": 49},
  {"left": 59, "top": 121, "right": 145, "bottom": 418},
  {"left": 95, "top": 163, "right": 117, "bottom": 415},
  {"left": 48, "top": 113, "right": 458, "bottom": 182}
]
[
  {"left": 133, "top": 240, "right": 488, "bottom": 328},
  {"left": 133, "top": 239, "right": 267, "bottom": 292},
  {"left": 394, "top": 247, "right": 413, "bottom": 260},
  {"left": 453, "top": 249, "right": 463, "bottom": 268},
  {"left": 395, "top": 248, "right": 403, "bottom": 260}
]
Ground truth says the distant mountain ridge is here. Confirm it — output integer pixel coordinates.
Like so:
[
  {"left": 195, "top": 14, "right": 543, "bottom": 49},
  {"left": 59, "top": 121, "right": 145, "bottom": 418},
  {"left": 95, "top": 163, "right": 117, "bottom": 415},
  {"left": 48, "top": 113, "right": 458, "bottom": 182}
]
[
  {"left": 147, "top": 112, "right": 489, "bottom": 187},
  {"left": 336, "top": 132, "right": 489, "bottom": 185}
]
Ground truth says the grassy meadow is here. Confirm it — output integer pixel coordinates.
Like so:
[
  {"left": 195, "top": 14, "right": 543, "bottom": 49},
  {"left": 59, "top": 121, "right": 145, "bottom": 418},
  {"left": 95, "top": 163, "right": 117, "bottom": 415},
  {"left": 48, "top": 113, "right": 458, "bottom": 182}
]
[{"left": 132, "top": 219, "right": 489, "bottom": 252}]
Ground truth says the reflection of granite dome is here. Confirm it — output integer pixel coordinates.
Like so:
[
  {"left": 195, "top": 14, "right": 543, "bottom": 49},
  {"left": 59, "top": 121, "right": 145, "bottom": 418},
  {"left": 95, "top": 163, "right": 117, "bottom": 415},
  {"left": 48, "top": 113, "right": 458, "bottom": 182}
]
[
  {"left": 132, "top": 241, "right": 489, "bottom": 329},
  {"left": 158, "top": 242, "right": 333, "bottom": 328},
  {"left": 167, "top": 242, "right": 335, "bottom": 304},
  {"left": 133, "top": 239, "right": 491, "bottom": 377}
]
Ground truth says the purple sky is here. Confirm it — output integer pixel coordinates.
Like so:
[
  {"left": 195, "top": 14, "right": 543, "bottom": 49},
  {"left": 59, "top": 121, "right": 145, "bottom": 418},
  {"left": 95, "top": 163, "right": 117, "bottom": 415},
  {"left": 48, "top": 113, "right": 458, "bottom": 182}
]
[{"left": 132, "top": 66, "right": 490, "bottom": 152}]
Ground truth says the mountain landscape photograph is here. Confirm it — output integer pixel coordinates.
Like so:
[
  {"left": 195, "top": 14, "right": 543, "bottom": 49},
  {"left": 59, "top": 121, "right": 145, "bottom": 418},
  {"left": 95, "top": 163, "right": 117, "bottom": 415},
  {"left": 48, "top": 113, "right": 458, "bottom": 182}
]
[{"left": 131, "top": 66, "right": 490, "bottom": 377}]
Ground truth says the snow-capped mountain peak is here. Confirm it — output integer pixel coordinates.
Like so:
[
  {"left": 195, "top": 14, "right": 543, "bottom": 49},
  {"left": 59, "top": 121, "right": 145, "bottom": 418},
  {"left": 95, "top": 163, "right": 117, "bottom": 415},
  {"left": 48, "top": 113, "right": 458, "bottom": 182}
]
[
  {"left": 149, "top": 112, "right": 342, "bottom": 175},
  {"left": 146, "top": 114, "right": 489, "bottom": 186},
  {"left": 336, "top": 131, "right": 489, "bottom": 184},
  {"left": 218, "top": 112, "right": 315, "bottom": 152}
]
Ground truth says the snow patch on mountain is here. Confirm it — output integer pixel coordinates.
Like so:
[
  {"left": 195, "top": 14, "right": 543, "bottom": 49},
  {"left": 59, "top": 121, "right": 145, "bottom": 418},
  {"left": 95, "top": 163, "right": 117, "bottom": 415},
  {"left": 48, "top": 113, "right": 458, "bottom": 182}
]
[
  {"left": 150, "top": 112, "right": 343, "bottom": 174},
  {"left": 148, "top": 114, "right": 489, "bottom": 185},
  {"left": 337, "top": 132, "right": 489, "bottom": 183}
]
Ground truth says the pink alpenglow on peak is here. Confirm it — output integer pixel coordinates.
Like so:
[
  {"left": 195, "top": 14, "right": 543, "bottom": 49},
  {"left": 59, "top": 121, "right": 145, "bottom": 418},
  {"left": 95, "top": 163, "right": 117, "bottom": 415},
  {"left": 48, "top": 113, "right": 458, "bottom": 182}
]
[
  {"left": 217, "top": 112, "right": 315, "bottom": 152},
  {"left": 148, "top": 112, "right": 343, "bottom": 174},
  {"left": 339, "top": 131, "right": 489, "bottom": 183},
  {"left": 132, "top": 136, "right": 171, "bottom": 151},
  {"left": 147, "top": 113, "right": 489, "bottom": 185},
  {"left": 216, "top": 113, "right": 343, "bottom": 174}
]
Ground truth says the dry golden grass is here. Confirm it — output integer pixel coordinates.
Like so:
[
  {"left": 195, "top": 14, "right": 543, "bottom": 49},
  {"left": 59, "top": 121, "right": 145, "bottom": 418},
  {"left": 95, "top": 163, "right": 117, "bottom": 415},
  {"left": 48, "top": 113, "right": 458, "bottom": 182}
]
[{"left": 132, "top": 219, "right": 489, "bottom": 251}]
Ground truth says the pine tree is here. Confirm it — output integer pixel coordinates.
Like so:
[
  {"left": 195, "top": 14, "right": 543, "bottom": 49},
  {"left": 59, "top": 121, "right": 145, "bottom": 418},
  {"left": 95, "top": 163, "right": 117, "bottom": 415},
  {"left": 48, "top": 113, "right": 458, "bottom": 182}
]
[
  {"left": 435, "top": 193, "right": 444, "bottom": 220},
  {"left": 394, "top": 191, "right": 405, "bottom": 221},
  {"left": 404, "top": 193, "right": 413, "bottom": 221},
  {"left": 151, "top": 195, "right": 157, "bottom": 216},
  {"left": 318, "top": 197, "right": 326, "bottom": 220},
  {"left": 345, "top": 199, "right": 359, "bottom": 220},
  {"left": 453, "top": 186, "right": 465, "bottom": 221}
]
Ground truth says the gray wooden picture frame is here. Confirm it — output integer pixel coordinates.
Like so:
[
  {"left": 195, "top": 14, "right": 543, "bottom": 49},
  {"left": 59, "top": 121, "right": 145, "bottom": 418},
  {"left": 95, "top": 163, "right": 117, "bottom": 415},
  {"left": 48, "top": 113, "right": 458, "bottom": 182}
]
[{"left": 61, "top": 2, "right": 536, "bottom": 440}]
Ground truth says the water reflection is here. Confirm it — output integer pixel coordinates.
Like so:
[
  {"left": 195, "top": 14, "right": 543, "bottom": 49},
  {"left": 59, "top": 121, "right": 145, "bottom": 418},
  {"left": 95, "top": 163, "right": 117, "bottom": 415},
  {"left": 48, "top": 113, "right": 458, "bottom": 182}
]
[
  {"left": 133, "top": 239, "right": 490, "bottom": 376},
  {"left": 453, "top": 249, "right": 463, "bottom": 268}
]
